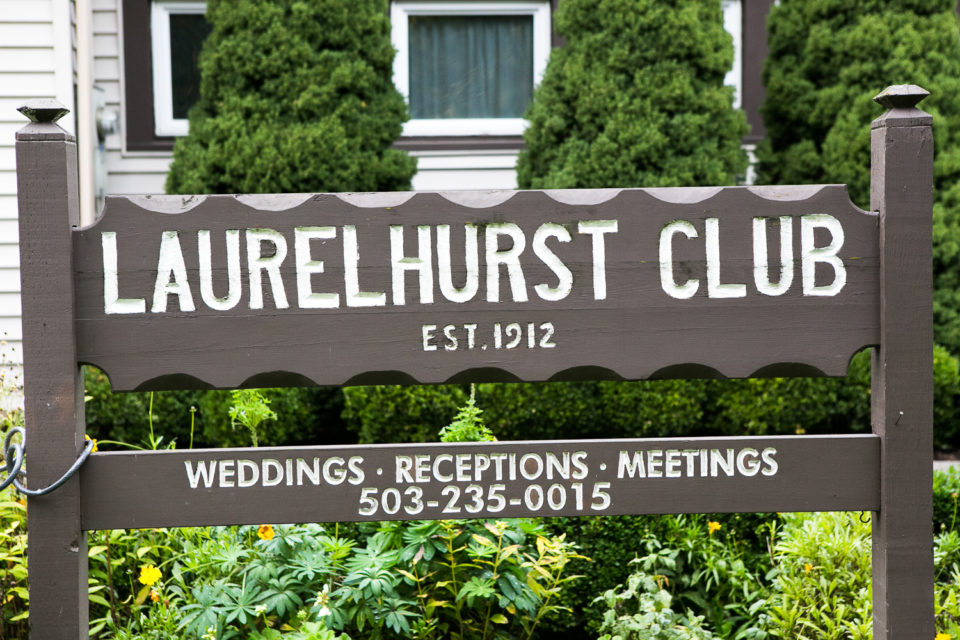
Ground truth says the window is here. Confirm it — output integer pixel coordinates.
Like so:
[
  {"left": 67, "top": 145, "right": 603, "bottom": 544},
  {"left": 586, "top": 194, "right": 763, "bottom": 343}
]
[
  {"left": 391, "top": 1, "right": 551, "bottom": 137},
  {"left": 150, "top": 1, "right": 210, "bottom": 137}
]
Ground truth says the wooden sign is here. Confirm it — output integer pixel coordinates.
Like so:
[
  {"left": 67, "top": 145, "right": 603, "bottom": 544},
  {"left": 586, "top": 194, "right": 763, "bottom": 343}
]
[
  {"left": 14, "top": 84, "right": 935, "bottom": 639},
  {"left": 80, "top": 434, "right": 879, "bottom": 529},
  {"left": 75, "top": 186, "right": 878, "bottom": 390}
]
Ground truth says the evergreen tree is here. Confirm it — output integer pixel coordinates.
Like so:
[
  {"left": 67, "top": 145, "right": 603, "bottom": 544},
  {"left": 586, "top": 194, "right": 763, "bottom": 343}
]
[
  {"left": 517, "top": 0, "right": 748, "bottom": 189},
  {"left": 757, "top": 0, "right": 960, "bottom": 355},
  {"left": 166, "top": 0, "right": 416, "bottom": 195}
]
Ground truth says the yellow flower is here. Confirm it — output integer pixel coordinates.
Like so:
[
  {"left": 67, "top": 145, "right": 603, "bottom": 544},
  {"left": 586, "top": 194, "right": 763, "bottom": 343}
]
[
  {"left": 935, "top": 633, "right": 951, "bottom": 640},
  {"left": 257, "top": 524, "right": 275, "bottom": 541},
  {"left": 803, "top": 563, "right": 813, "bottom": 573},
  {"left": 707, "top": 521, "right": 722, "bottom": 535},
  {"left": 149, "top": 588, "right": 160, "bottom": 603},
  {"left": 138, "top": 565, "right": 161, "bottom": 586},
  {"left": 85, "top": 434, "right": 98, "bottom": 453}
]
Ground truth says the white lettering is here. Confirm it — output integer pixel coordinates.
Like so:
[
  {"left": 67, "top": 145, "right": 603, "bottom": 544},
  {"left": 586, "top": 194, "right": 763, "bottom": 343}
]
[
  {"left": 436, "top": 224, "right": 480, "bottom": 303},
  {"left": 578, "top": 220, "right": 618, "bottom": 300},
  {"left": 659, "top": 220, "right": 699, "bottom": 299},
  {"left": 705, "top": 218, "right": 746, "bottom": 298},
  {"left": 102, "top": 231, "right": 146, "bottom": 314},
  {"left": 294, "top": 226, "right": 339, "bottom": 309},
  {"left": 533, "top": 223, "right": 573, "bottom": 301},
  {"left": 198, "top": 229, "right": 242, "bottom": 310},
  {"left": 801, "top": 214, "right": 846, "bottom": 296},
  {"left": 246, "top": 229, "right": 289, "bottom": 310},
  {"left": 485, "top": 223, "right": 528, "bottom": 302},
  {"left": 343, "top": 226, "right": 386, "bottom": 307},
  {"left": 152, "top": 231, "right": 196, "bottom": 312},
  {"left": 752, "top": 217, "right": 794, "bottom": 296},
  {"left": 391, "top": 225, "right": 434, "bottom": 305}
]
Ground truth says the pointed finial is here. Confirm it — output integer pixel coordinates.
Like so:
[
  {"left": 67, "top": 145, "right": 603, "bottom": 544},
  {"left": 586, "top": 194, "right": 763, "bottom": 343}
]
[
  {"left": 18, "top": 99, "right": 70, "bottom": 124},
  {"left": 873, "top": 85, "right": 930, "bottom": 110}
]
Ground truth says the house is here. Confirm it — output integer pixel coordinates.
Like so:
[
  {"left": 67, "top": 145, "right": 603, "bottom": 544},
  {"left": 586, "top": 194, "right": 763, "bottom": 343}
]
[{"left": 0, "top": 0, "right": 774, "bottom": 376}]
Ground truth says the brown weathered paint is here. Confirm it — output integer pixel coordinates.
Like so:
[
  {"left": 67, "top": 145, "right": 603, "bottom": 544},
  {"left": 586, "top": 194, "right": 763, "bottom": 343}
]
[
  {"left": 74, "top": 186, "right": 878, "bottom": 391},
  {"left": 15, "top": 103, "right": 89, "bottom": 639},
  {"left": 79, "top": 434, "right": 879, "bottom": 530},
  {"left": 870, "top": 86, "right": 934, "bottom": 637}
]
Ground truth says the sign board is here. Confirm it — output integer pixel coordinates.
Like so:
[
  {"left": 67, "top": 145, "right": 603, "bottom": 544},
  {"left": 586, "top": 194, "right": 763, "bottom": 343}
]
[
  {"left": 14, "top": 85, "right": 935, "bottom": 639},
  {"left": 75, "top": 185, "right": 877, "bottom": 390}
]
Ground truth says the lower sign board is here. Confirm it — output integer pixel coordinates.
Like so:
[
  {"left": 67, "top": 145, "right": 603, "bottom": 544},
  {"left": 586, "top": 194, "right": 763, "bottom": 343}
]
[{"left": 79, "top": 434, "right": 879, "bottom": 530}]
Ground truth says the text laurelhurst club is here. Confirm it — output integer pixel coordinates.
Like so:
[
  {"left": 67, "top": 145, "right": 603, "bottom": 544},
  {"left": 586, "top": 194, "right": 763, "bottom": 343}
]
[
  {"left": 181, "top": 446, "right": 779, "bottom": 518},
  {"left": 100, "top": 214, "right": 848, "bottom": 314}
]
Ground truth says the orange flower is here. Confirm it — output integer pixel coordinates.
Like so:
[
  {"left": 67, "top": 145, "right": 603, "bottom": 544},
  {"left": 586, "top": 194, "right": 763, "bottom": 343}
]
[
  {"left": 707, "top": 521, "right": 722, "bottom": 535},
  {"left": 257, "top": 524, "right": 275, "bottom": 541},
  {"left": 803, "top": 563, "right": 813, "bottom": 573},
  {"left": 149, "top": 588, "right": 160, "bottom": 603}
]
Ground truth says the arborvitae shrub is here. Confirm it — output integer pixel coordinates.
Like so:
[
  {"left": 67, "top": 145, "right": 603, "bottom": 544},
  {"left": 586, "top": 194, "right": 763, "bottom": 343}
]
[
  {"left": 757, "top": 0, "right": 960, "bottom": 355},
  {"left": 516, "top": 0, "right": 748, "bottom": 189},
  {"left": 166, "top": 0, "right": 416, "bottom": 194}
]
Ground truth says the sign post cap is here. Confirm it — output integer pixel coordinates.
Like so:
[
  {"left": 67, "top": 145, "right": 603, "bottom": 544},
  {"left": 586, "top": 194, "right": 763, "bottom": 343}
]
[
  {"left": 18, "top": 99, "right": 71, "bottom": 124},
  {"left": 873, "top": 84, "right": 930, "bottom": 110}
]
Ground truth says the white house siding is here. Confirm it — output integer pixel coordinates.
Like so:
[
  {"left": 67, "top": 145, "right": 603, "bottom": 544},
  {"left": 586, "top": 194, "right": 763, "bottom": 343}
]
[
  {"left": 0, "top": 0, "right": 75, "bottom": 375},
  {"left": 98, "top": 0, "right": 171, "bottom": 195}
]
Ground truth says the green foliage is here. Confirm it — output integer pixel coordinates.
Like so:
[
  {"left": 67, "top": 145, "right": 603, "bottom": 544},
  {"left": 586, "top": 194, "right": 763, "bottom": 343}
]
[
  {"left": 517, "top": 0, "right": 747, "bottom": 190},
  {"left": 544, "top": 513, "right": 774, "bottom": 637},
  {"left": 757, "top": 0, "right": 960, "bottom": 355},
  {"left": 166, "top": 0, "right": 415, "bottom": 195},
  {"left": 0, "top": 473, "right": 28, "bottom": 639},
  {"left": 934, "top": 466, "right": 960, "bottom": 535},
  {"left": 229, "top": 390, "right": 277, "bottom": 447},
  {"left": 767, "top": 512, "right": 872, "bottom": 639},
  {"left": 593, "top": 571, "right": 720, "bottom": 640},
  {"left": 344, "top": 346, "right": 960, "bottom": 453},
  {"left": 439, "top": 387, "right": 496, "bottom": 443},
  {"left": 935, "top": 529, "right": 960, "bottom": 636},
  {"left": 85, "top": 367, "right": 351, "bottom": 449}
]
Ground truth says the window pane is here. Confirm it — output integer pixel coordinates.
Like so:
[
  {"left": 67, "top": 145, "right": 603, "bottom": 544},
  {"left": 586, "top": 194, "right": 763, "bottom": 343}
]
[
  {"left": 409, "top": 15, "right": 533, "bottom": 119},
  {"left": 169, "top": 13, "right": 211, "bottom": 119}
]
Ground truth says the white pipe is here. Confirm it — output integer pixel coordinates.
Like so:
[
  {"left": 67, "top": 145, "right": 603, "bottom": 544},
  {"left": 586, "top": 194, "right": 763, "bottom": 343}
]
[{"left": 76, "top": 0, "right": 96, "bottom": 225}]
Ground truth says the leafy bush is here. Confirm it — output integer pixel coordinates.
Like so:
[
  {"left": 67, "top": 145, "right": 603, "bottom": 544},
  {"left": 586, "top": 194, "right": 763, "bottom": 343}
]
[
  {"left": 767, "top": 512, "right": 872, "bottom": 639},
  {"left": 935, "top": 466, "right": 960, "bottom": 535},
  {"left": 516, "top": 0, "right": 747, "bottom": 189},
  {"left": 757, "top": 0, "right": 960, "bottom": 356},
  {"left": 543, "top": 513, "right": 774, "bottom": 638},
  {"left": 594, "top": 571, "right": 721, "bottom": 640},
  {"left": 84, "top": 367, "right": 351, "bottom": 449},
  {"left": 166, "top": 0, "right": 415, "bottom": 194},
  {"left": 344, "top": 346, "right": 960, "bottom": 453}
]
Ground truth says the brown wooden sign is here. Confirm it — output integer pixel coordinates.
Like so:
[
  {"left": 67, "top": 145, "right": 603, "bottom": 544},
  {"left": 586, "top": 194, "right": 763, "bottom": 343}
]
[
  {"left": 80, "top": 434, "right": 879, "bottom": 530},
  {"left": 75, "top": 186, "right": 877, "bottom": 390},
  {"left": 14, "top": 84, "right": 935, "bottom": 639}
]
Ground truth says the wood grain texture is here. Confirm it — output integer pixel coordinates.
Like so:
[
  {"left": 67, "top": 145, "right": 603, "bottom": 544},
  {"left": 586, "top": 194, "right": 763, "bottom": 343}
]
[
  {"left": 16, "top": 121, "right": 89, "bottom": 639},
  {"left": 79, "top": 434, "right": 879, "bottom": 530},
  {"left": 870, "top": 102, "right": 935, "bottom": 637},
  {"left": 73, "top": 185, "right": 879, "bottom": 391}
]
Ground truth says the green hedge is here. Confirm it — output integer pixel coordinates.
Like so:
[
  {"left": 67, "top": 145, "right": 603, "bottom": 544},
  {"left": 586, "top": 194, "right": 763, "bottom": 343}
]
[
  {"left": 84, "top": 367, "right": 351, "bottom": 449},
  {"left": 342, "top": 346, "right": 960, "bottom": 450}
]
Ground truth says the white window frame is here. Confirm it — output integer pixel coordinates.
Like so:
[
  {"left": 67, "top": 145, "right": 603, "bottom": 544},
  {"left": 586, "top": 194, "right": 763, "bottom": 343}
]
[
  {"left": 151, "top": 0, "right": 206, "bottom": 137},
  {"left": 391, "top": 1, "right": 551, "bottom": 137},
  {"left": 722, "top": 0, "right": 742, "bottom": 109}
]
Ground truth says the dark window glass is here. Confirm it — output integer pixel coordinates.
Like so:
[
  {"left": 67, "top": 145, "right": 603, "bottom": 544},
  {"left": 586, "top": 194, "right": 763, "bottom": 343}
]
[
  {"left": 409, "top": 15, "right": 533, "bottom": 119},
  {"left": 169, "top": 13, "right": 211, "bottom": 119}
]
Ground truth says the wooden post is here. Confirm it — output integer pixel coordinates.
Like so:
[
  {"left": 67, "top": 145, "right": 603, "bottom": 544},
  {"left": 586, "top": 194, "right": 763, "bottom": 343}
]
[
  {"left": 870, "top": 85, "right": 934, "bottom": 636},
  {"left": 15, "top": 100, "right": 88, "bottom": 639}
]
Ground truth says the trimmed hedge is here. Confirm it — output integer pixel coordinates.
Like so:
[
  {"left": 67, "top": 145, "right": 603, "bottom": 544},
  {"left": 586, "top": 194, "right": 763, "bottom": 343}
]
[{"left": 166, "top": 0, "right": 415, "bottom": 194}]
